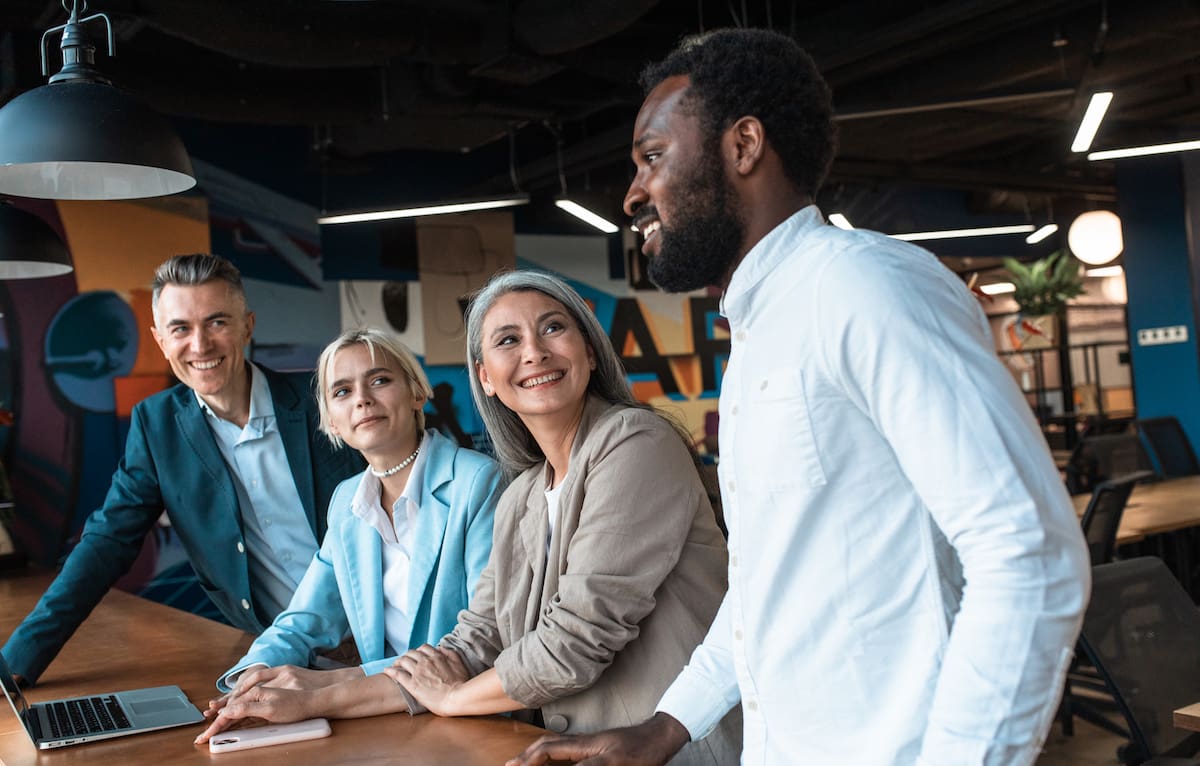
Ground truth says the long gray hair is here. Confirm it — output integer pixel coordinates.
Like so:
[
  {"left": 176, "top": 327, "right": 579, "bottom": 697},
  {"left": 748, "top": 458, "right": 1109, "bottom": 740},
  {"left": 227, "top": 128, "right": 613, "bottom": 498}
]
[{"left": 465, "top": 270, "right": 692, "bottom": 473}]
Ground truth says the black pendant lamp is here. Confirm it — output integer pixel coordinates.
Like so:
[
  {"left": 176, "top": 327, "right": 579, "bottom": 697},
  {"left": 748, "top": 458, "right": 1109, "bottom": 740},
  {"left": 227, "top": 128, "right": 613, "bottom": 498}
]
[
  {"left": 0, "top": 203, "right": 73, "bottom": 279},
  {"left": 0, "top": 1, "right": 195, "bottom": 200}
]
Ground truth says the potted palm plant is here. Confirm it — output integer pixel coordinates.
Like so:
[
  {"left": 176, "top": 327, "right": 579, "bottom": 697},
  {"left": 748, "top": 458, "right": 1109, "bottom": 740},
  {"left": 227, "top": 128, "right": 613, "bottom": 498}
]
[{"left": 1001, "top": 250, "right": 1084, "bottom": 349}]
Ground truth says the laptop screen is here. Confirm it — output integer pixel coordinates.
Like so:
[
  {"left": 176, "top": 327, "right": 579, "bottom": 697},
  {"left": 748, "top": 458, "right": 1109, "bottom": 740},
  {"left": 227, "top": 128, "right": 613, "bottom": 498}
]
[{"left": 0, "top": 652, "right": 34, "bottom": 732}]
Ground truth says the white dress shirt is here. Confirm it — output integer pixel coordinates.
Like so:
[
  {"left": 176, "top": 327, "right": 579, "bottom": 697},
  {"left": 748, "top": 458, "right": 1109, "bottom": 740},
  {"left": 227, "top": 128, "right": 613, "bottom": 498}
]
[
  {"left": 656, "top": 206, "right": 1090, "bottom": 765},
  {"left": 198, "top": 363, "right": 316, "bottom": 622},
  {"left": 349, "top": 432, "right": 428, "bottom": 655}
]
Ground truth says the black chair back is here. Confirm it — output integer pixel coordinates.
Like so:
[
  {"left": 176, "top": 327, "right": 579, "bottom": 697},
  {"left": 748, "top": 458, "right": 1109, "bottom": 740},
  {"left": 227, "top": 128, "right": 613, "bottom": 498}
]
[
  {"left": 1080, "top": 557, "right": 1200, "bottom": 763},
  {"left": 1065, "top": 433, "right": 1154, "bottom": 496},
  {"left": 1137, "top": 417, "right": 1200, "bottom": 479},
  {"left": 1080, "top": 471, "right": 1154, "bottom": 566}
]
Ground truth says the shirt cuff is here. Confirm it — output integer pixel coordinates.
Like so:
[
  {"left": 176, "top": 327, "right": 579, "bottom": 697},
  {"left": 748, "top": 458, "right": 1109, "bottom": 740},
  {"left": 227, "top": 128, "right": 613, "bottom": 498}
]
[
  {"left": 656, "top": 667, "right": 738, "bottom": 742},
  {"left": 218, "top": 662, "right": 269, "bottom": 693}
]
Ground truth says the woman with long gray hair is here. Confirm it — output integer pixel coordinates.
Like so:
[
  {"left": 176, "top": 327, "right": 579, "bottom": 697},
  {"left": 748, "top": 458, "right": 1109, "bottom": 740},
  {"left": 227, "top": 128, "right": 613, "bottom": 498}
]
[{"left": 385, "top": 270, "right": 739, "bottom": 763}]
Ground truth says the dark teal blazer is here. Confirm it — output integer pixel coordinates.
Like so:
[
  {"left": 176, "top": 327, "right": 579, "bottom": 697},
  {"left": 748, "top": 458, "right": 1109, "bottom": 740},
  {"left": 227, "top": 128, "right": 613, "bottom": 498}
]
[{"left": 2, "top": 365, "right": 363, "bottom": 684}]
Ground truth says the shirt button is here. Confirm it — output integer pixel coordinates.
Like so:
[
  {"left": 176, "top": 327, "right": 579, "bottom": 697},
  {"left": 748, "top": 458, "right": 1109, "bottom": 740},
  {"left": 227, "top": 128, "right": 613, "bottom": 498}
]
[
  {"left": 760, "top": 380, "right": 768, "bottom": 391},
  {"left": 241, "top": 599, "right": 251, "bottom": 610},
  {"left": 731, "top": 404, "right": 739, "bottom": 416},
  {"left": 252, "top": 480, "right": 259, "bottom": 488},
  {"left": 728, "top": 481, "right": 736, "bottom": 493},
  {"left": 236, "top": 541, "right": 245, "bottom": 553},
  {"left": 730, "top": 555, "right": 738, "bottom": 567},
  {"left": 747, "top": 701, "right": 758, "bottom": 712},
  {"left": 264, "top": 518, "right": 272, "bottom": 526},
  {"left": 735, "top": 330, "right": 746, "bottom": 342},
  {"left": 734, "top": 629, "right": 743, "bottom": 641}
]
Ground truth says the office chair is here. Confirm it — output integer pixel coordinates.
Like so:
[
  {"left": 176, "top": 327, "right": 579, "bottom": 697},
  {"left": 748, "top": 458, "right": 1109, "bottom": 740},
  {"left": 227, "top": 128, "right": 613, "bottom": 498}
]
[
  {"left": 1137, "top": 417, "right": 1200, "bottom": 479},
  {"left": 1065, "top": 433, "right": 1154, "bottom": 496},
  {"left": 1079, "top": 557, "right": 1200, "bottom": 765},
  {"left": 1081, "top": 471, "right": 1156, "bottom": 566}
]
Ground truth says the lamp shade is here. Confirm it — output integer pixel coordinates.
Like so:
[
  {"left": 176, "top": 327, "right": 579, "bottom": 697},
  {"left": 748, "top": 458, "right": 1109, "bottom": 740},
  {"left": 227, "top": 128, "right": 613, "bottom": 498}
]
[
  {"left": 0, "top": 203, "right": 73, "bottom": 278},
  {"left": 0, "top": 80, "right": 195, "bottom": 200},
  {"left": 1068, "top": 210, "right": 1123, "bottom": 266}
]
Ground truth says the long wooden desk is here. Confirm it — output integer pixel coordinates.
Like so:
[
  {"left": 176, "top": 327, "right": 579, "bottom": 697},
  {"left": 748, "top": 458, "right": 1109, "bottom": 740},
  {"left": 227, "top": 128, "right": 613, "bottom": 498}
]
[
  {"left": 1071, "top": 475, "right": 1200, "bottom": 546},
  {"left": 1174, "top": 702, "right": 1200, "bottom": 732},
  {"left": 0, "top": 572, "right": 543, "bottom": 765}
]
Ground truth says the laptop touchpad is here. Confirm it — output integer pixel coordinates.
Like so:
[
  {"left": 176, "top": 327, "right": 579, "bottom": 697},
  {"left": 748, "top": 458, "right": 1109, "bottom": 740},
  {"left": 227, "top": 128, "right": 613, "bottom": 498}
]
[{"left": 130, "top": 697, "right": 187, "bottom": 715}]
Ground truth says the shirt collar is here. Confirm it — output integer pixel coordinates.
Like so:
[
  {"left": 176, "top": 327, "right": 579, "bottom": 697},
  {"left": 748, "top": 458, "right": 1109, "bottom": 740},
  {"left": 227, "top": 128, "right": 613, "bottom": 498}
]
[
  {"left": 350, "top": 430, "right": 428, "bottom": 523},
  {"left": 194, "top": 362, "right": 273, "bottom": 434},
  {"left": 721, "top": 205, "right": 825, "bottom": 323}
]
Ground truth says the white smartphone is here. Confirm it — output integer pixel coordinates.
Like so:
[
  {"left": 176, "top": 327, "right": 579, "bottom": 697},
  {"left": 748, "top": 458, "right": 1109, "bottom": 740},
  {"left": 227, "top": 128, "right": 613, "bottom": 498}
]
[{"left": 208, "top": 718, "right": 332, "bottom": 753}]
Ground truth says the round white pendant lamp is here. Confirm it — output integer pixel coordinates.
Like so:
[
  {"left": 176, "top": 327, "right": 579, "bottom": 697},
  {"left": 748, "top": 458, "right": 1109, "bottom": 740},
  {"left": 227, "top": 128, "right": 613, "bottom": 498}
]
[
  {"left": 0, "top": 204, "right": 73, "bottom": 279},
  {"left": 1068, "top": 210, "right": 1123, "bottom": 265},
  {"left": 0, "top": 3, "right": 195, "bottom": 200}
]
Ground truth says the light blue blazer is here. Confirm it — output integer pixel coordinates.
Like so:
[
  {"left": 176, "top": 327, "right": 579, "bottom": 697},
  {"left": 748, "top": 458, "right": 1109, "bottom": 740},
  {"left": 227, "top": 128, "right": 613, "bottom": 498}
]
[{"left": 217, "top": 429, "right": 502, "bottom": 691}]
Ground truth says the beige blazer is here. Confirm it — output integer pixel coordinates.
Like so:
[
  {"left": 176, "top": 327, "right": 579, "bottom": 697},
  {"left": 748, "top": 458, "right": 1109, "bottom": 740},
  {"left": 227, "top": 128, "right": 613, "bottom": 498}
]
[{"left": 441, "top": 397, "right": 740, "bottom": 764}]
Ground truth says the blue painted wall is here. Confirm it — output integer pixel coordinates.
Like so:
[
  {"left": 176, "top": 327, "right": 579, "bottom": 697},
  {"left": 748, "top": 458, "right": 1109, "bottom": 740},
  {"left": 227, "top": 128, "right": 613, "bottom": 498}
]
[{"left": 1117, "top": 156, "right": 1200, "bottom": 449}]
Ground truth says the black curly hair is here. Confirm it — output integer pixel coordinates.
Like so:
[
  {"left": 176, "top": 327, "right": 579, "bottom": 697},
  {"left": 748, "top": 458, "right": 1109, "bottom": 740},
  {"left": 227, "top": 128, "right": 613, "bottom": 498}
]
[{"left": 639, "top": 28, "right": 837, "bottom": 198}]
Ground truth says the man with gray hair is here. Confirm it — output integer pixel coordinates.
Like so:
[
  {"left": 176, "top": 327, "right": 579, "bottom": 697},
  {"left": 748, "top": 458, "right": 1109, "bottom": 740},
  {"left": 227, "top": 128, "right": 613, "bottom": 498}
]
[{"left": 3, "top": 253, "right": 362, "bottom": 686}]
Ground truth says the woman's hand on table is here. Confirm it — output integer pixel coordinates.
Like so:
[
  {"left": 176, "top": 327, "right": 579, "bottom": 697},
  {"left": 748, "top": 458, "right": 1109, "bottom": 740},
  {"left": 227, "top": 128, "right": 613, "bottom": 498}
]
[
  {"left": 237, "top": 664, "right": 361, "bottom": 692},
  {"left": 384, "top": 645, "right": 471, "bottom": 716},
  {"left": 195, "top": 685, "right": 316, "bottom": 744}
]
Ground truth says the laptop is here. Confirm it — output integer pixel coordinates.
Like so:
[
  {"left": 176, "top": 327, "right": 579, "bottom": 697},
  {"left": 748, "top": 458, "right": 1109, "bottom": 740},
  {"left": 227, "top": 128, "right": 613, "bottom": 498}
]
[{"left": 0, "top": 652, "right": 203, "bottom": 749}]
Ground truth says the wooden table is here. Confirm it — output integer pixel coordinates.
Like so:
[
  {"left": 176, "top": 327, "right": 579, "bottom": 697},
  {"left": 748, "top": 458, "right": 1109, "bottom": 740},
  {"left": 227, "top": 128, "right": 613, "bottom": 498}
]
[
  {"left": 1072, "top": 475, "right": 1200, "bottom": 546},
  {"left": 1174, "top": 702, "right": 1200, "bottom": 731},
  {"left": 0, "top": 572, "right": 544, "bottom": 765}
]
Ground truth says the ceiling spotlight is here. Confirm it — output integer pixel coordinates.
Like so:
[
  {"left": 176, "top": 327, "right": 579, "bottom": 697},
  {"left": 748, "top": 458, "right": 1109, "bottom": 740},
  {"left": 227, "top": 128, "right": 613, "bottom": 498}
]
[
  {"left": 1025, "top": 224, "right": 1059, "bottom": 244},
  {"left": 980, "top": 282, "right": 1016, "bottom": 295},
  {"left": 1068, "top": 210, "right": 1123, "bottom": 265},
  {"left": 0, "top": 1, "right": 195, "bottom": 200}
]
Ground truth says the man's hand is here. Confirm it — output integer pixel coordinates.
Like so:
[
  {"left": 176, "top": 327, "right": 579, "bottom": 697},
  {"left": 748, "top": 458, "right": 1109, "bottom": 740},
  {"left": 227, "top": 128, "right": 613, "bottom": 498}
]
[{"left": 505, "top": 712, "right": 691, "bottom": 766}]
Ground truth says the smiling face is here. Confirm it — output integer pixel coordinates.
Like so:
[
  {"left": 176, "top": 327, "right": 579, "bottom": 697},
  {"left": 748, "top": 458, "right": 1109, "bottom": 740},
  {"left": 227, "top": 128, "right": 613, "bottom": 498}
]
[
  {"left": 324, "top": 343, "right": 425, "bottom": 463},
  {"left": 476, "top": 290, "right": 596, "bottom": 431},
  {"left": 624, "top": 75, "right": 745, "bottom": 292},
  {"left": 151, "top": 281, "right": 255, "bottom": 408}
]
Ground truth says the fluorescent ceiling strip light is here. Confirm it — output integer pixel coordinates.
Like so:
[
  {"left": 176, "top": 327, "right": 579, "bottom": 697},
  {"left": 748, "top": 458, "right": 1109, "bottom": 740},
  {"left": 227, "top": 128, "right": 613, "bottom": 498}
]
[
  {"left": 1025, "top": 223, "right": 1059, "bottom": 244},
  {"left": 828, "top": 213, "right": 854, "bottom": 229},
  {"left": 1086, "top": 265, "right": 1124, "bottom": 277},
  {"left": 980, "top": 282, "right": 1016, "bottom": 295},
  {"left": 891, "top": 224, "right": 1035, "bottom": 241},
  {"left": 317, "top": 194, "right": 529, "bottom": 224},
  {"left": 1088, "top": 139, "right": 1200, "bottom": 161},
  {"left": 1071, "top": 92, "right": 1113, "bottom": 152},
  {"left": 555, "top": 199, "right": 619, "bottom": 233}
]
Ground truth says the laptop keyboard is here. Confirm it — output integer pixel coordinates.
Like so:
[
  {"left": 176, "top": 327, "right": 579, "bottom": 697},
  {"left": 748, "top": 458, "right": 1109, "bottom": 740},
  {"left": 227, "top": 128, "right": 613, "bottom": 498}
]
[{"left": 46, "top": 696, "right": 132, "bottom": 738}]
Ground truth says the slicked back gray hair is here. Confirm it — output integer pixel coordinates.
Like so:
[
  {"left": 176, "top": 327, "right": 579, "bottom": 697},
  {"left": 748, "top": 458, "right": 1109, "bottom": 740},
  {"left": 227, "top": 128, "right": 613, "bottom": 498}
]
[
  {"left": 315, "top": 326, "right": 434, "bottom": 449},
  {"left": 151, "top": 253, "right": 247, "bottom": 326},
  {"left": 465, "top": 270, "right": 690, "bottom": 474}
]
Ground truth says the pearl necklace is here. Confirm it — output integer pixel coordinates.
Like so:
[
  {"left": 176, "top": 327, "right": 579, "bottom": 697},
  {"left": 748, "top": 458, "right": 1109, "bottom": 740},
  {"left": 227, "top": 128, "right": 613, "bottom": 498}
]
[{"left": 370, "top": 446, "right": 420, "bottom": 478}]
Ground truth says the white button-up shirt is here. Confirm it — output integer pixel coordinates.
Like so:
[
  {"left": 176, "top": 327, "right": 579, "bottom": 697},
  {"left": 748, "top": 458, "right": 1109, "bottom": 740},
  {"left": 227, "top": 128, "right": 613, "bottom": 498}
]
[
  {"left": 656, "top": 206, "right": 1090, "bottom": 765},
  {"left": 349, "top": 432, "right": 428, "bottom": 655},
  {"left": 199, "top": 363, "right": 317, "bottom": 622}
]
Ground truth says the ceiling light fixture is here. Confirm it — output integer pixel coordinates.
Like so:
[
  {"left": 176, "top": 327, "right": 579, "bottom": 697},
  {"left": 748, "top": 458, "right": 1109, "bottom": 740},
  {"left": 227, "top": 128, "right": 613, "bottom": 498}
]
[
  {"left": 828, "top": 213, "right": 854, "bottom": 230},
  {"left": 1071, "top": 92, "right": 1113, "bottom": 152},
  {"left": 1085, "top": 265, "right": 1124, "bottom": 278},
  {"left": 980, "top": 282, "right": 1016, "bottom": 295},
  {"left": 0, "top": 203, "right": 74, "bottom": 278},
  {"left": 316, "top": 194, "right": 530, "bottom": 225},
  {"left": 555, "top": 199, "right": 619, "bottom": 234},
  {"left": 891, "top": 224, "right": 1035, "bottom": 242},
  {"left": 1025, "top": 223, "right": 1059, "bottom": 244},
  {"left": 1088, "top": 139, "right": 1200, "bottom": 160},
  {"left": 0, "top": 1, "right": 195, "bottom": 200},
  {"left": 1068, "top": 210, "right": 1123, "bottom": 265}
]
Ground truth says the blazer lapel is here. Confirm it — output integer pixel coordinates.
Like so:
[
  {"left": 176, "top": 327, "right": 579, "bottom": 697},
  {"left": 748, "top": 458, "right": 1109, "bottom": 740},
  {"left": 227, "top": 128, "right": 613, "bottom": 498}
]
[
  {"left": 408, "top": 439, "right": 452, "bottom": 647},
  {"left": 518, "top": 481, "right": 552, "bottom": 635},
  {"left": 174, "top": 399, "right": 233, "bottom": 494},
  {"left": 344, "top": 515, "right": 387, "bottom": 661}
]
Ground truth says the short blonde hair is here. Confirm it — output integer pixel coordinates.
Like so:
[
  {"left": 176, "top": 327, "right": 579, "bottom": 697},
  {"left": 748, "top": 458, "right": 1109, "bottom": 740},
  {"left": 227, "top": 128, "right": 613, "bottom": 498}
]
[{"left": 315, "top": 327, "right": 434, "bottom": 448}]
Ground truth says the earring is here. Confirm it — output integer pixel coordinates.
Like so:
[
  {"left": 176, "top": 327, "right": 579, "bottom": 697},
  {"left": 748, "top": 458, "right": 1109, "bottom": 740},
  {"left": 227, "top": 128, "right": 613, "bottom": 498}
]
[{"left": 483, "top": 384, "right": 494, "bottom": 395}]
